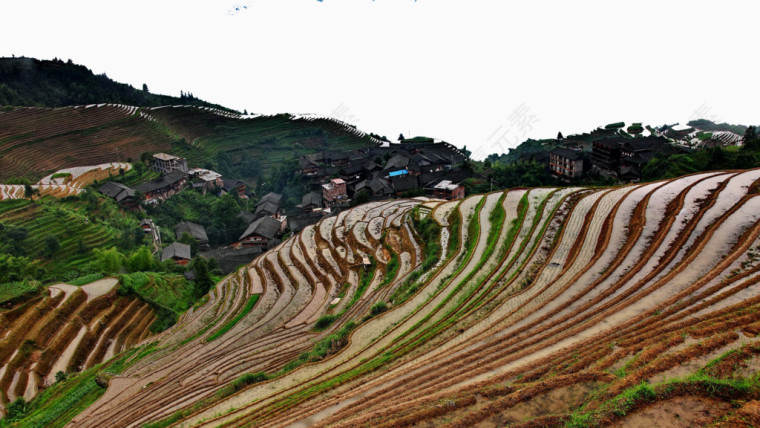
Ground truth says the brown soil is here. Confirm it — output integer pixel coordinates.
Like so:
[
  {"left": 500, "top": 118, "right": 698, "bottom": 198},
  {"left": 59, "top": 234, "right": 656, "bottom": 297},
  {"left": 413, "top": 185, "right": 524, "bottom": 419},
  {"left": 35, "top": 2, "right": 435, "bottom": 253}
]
[
  {"left": 476, "top": 381, "right": 602, "bottom": 427},
  {"left": 615, "top": 396, "right": 732, "bottom": 427}
]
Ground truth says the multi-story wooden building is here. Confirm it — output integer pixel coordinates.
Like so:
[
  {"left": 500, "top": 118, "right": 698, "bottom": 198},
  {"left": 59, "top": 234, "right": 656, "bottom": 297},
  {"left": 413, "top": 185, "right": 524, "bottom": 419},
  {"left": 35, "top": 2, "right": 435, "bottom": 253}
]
[
  {"left": 151, "top": 153, "right": 188, "bottom": 174},
  {"left": 549, "top": 148, "right": 584, "bottom": 178}
]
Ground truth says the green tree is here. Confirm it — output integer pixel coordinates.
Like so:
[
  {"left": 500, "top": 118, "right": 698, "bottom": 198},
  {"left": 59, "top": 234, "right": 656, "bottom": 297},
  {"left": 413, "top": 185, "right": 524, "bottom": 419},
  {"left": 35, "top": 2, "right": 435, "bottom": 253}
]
[
  {"left": 0, "top": 223, "right": 28, "bottom": 256},
  {"left": 744, "top": 126, "right": 758, "bottom": 151},
  {"left": 93, "top": 247, "right": 126, "bottom": 275},
  {"left": 128, "top": 246, "right": 156, "bottom": 272},
  {"left": 352, "top": 190, "right": 370, "bottom": 206},
  {"left": 140, "top": 152, "right": 153, "bottom": 165},
  {"left": 192, "top": 256, "right": 213, "bottom": 296},
  {"left": 706, "top": 146, "right": 727, "bottom": 170},
  {"left": 24, "top": 184, "right": 39, "bottom": 200},
  {"left": 0, "top": 254, "right": 39, "bottom": 283},
  {"left": 179, "top": 232, "right": 199, "bottom": 254},
  {"left": 211, "top": 194, "right": 245, "bottom": 244},
  {"left": 44, "top": 235, "right": 60, "bottom": 258},
  {"left": 77, "top": 238, "right": 87, "bottom": 254},
  {"left": 142, "top": 83, "right": 149, "bottom": 92},
  {"left": 133, "top": 161, "right": 146, "bottom": 178},
  {"left": 737, "top": 151, "right": 756, "bottom": 169},
  {"left": 5, "top": 397, "right": 27, "bottom": 422}
]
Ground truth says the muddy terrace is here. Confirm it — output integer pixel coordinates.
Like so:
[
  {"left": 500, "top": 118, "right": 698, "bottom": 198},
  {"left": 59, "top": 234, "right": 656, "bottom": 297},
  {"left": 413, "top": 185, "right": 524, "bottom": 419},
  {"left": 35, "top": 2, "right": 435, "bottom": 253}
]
[{"left": 6, "top": 170, "right": 760, "bottom": 426}]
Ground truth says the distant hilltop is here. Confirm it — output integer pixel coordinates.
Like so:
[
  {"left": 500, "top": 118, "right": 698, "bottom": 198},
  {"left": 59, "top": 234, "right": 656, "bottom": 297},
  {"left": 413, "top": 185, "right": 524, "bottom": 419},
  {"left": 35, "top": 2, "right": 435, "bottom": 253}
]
[{"left": 0, "top": 57, "right": 231, "bottom": 110}]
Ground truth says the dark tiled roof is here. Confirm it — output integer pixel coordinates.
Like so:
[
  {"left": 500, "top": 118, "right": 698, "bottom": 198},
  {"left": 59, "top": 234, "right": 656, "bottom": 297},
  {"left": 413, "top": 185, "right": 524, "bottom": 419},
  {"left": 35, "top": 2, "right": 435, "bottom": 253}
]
[
  {"left": 238, "top": 211, "right": 256, "bottom": 224},
  {"left": 240, "top": 215, "right": 281, "bottom": 240},
  {"left": 621, "top": 136, "right": 670, "bottom": 152},
  {"left": 550, "top": 147, "right": 582, "bottom": 160},
  {"left": 326, "top": 151, "right": 349, "bottom": 161},
  {"left": 349, "top": 155, "right": 370, "bottom": 164},
  {"left": 257, "top": 192, "right": 282, "bottom": 207},
  {"left": 384, "top": 154, "right": 410, "bottom": 171},
  {"left": 254, "top": 200, "right": 279, "bottom": 218},
  {"left": 420, "top": 170, "right": 474, "bottom": 187},
  {"left": 161, "top": 242, "right": 191, "bottom": 261},
  {"left": 298, "top": 191, "right": 323, "bottom": 208},
  {"left": 410, "top": 153, "right": 432, "bottom": 165},
  {"left": 267, "top": 238, "right": 282, "bottom": 250},
  {"left": 222, "top": 179, "right": 246, "bottom": 191},
  {"left": 135, "top": 170, "right": 186, "bottom": 194},
  {"left": 99, "top": 182, "right": 134, "bottom": 202},
  {"left": 426, "top": 152, "right": 456, "bottom": 165},
  {"left": 593, "top": 137, "right": 626, "bottom": 150},
  {"left": 620, "top": 166, "right": 642, "bottom": 179},
  {"left": 354, "top": 179, "right": 369, "bottom": 193},
  {"left": 175, "top": 222, "right": 209, "bottom": 244},
  {"left": 288, "top": 215, "right": 321, "bottom": 233},
  {"left": 391, "top": 175, "right": 419, "bottom": 192},
  {"left": 356, "top": 178, "right": 394, "bottom": 195},
  {"left": 340, "top": 164, "right": 364, "bottom": 176},
  {"left": 299, "top": 156, "right": 320, "bottom": 169},
  {"left": 213, "top": 246, "right": 263, "bottom": 273}
]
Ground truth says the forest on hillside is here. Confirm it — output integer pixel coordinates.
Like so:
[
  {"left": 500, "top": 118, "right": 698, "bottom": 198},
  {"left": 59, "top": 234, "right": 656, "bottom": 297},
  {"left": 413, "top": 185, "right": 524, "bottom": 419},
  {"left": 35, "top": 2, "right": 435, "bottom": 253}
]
[{"left": 0, "top": 57, "right": 232, "bottom": 110}]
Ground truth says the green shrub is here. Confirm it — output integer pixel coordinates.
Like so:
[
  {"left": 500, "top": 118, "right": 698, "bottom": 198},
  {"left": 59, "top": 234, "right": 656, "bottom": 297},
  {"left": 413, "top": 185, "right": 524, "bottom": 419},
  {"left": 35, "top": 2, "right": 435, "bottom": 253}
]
[
  {"left": 313, "top": 314, "right": 338, "bottom": 331},
  {"left": 50, "top": 172, "right": 72, "bottom": 180},
  {"left": 4, "top": 397, "right": 28, "bottom": 422},
  {"left": 68, "top": 273, "right": 104, "bottom": 286},
  {"left": 117, "top": 272, "right": 197, "bottom": 332},
  {"left": 370, "top": 301, "right": 388, "bottom": 316},
  {"left": 0, "top": 279, "right": 40, "bottom": 305},
  {"left": 216, "top": 371, "right": 270, "bottom": 398},
  {"left": 286, "top": 321, "right": 357, "bottom": 372}
]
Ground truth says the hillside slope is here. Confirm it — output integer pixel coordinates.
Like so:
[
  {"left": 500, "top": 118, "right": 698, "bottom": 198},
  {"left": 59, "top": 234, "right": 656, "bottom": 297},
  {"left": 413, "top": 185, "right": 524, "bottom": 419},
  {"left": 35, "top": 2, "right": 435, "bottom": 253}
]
[
  {"left": 0, "top": 57, "right": 228, "bottom": 110},
  {"left": 0, "top": 105, "right": 377, "bottom": 181},
  {"left": 0, "top": 278, "right": 156, "bottom": 407},
  {"left": 0, "top": 57, "right": 380, "bottom": 182},
  {"left": 2, "top": 168, "right": 753, "bottom": 427}
]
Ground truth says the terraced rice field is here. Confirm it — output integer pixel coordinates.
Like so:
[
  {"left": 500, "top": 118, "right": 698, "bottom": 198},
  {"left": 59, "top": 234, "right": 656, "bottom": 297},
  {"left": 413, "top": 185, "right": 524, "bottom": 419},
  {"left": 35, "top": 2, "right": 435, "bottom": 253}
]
[
  {"left": 0, "top": 162, "right": 132, "bottom": 201},
  {"left": 0, "top": 104, "right": 172, "bottom": 180},
  {"left": 0, "top": 199, "right": 124, "bottom": 275},
  {"left": 0, "top": 104, "right": 374, "bottom": 181},
  {"left": 7, "top": 170, "right": 760, "bottom": 426},
  {"left": 0, "top": 278, "right": 155, "bottom": 412}
]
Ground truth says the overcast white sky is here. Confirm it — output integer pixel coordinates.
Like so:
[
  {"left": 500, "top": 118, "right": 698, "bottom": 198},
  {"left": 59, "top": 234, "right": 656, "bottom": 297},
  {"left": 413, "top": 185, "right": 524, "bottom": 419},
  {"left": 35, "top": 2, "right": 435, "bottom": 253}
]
[{"left": 1, "top": 0, "right": 758, "bottom": 159}]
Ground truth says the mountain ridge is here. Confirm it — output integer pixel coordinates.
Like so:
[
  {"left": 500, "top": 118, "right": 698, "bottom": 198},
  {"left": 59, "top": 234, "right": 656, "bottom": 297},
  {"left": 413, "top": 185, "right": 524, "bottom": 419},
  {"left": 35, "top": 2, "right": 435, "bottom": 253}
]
[{"left": 0, "top": 57, "right": 232, "bottom": 111}]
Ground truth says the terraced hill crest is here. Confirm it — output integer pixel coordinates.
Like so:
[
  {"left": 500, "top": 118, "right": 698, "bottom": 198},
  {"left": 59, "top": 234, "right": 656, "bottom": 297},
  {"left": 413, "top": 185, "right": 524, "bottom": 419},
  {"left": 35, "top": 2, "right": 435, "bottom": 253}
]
[
  {"left": 6, "top": 169, "right": 760, "bottom": 427},
  {"left": 0, "top": 104, "right": 376, "bottom": 181}
]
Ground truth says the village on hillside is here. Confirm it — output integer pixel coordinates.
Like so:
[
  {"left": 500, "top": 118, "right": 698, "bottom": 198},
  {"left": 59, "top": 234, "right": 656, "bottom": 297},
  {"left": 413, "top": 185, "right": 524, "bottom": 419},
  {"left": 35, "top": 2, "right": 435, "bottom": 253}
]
[
  {"left": 91, "top": 139, "right": 473, "bottom": 273},
  {"left": 500, "top": 120, "right": 749, "bottom": 182}
]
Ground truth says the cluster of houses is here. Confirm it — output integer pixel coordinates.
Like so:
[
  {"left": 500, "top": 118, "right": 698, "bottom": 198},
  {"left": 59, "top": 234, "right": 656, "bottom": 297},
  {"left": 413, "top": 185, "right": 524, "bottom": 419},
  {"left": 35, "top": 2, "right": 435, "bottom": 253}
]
[
  {"left": 296, "top": 141, "right": 472, "bottom": 212},
  {"left": 158, "top": 192, "right": 287, "bottom": 270},
  {"left": 543, "top": 133, "right": 681, "bottom": 181},
  {"left": 157, "top": 221, "right": 211, "bottom": 265},
  {"left": 237, "top": 192, "right": 286, "bottom": 251},
  {"left": 104, "top": 143, "right": 475, "bottom": 273},
  {"left": 99, "top": 153, "right": 248, "bottom": 208}
]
